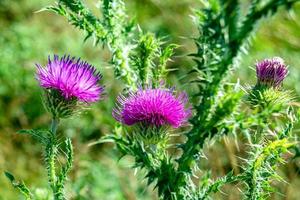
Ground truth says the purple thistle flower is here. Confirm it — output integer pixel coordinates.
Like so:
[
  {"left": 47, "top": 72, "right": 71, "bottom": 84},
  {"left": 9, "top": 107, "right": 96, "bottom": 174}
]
[
  {"left": 256, "top": 57, "right": 288, "bottom": 88},
  {"left": 36, "top": 55, "right": 103, "bottom": 102},
  {"left": 113, "top": 87, "right": 191, "bottom": 128}
]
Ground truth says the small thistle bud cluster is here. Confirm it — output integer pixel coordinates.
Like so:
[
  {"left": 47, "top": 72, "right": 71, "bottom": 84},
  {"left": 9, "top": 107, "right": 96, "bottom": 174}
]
[
  {"left": 256, "top": 57, "right": 288, "bottom": 88},
  {"left": 36, "top": 55, "right": 104, "bottom": 118},
  {"left": 113, "top": 86, "right": 191, "bottom": 142}
]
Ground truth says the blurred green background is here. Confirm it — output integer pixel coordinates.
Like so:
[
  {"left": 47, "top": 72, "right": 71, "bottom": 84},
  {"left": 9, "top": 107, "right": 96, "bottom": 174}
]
[{"left": 0, "top": 0, "right": 299, "bottom": 199}]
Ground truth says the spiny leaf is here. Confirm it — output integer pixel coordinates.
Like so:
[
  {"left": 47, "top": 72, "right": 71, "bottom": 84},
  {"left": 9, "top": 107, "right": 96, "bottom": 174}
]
[
  {"left": 18, "top": 129, "right": 48, "bottom": 144},
  {"left": 4, "top": 171, "right": 33, "bottom": 200}
]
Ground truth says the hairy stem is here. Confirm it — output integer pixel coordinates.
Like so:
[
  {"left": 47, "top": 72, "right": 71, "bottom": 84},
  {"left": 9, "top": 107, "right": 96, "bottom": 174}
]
[
  {"left": 55, "top": 138, "right": 74, "bottom": 200},
  {"left": 47, "top": 118, "right": 59, "bottom": 199}
]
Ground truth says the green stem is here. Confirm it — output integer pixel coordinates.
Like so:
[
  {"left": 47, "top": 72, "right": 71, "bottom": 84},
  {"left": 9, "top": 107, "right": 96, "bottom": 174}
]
[
  {"left": 51, "top": 118, "right": 59, "bottom": 134},
  {"left": 47, "top": 118, "right": 59, "bottom": 199}
]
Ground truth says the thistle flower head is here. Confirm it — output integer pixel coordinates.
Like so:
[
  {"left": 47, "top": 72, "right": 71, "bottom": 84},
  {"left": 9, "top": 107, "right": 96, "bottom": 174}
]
[
  {"left": 36, "top": 55, "right": 104, "bottom": 118},
  {"left": 247, "top": 57, "right": 292, "bottom": 111},
  {"left": 36, "top": 55, "right": 103, "bottom": 102},
  {"left": 256, "top": 57, "right": 288, "bottom": 88},
  {"left": 113, "top": 87, "right": 191, "bottom": 128}
]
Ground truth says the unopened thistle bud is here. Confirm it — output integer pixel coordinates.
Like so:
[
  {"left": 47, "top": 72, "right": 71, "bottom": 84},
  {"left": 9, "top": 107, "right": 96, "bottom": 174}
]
[
  {"left": 256, "top": 57, "right": 288, "bottom": 88},
  {"left": 113, "top": 86, "right": 191, "bottom": 142},
  {"left": 36, "top": 55, "right": 104, "bottom": 118}
]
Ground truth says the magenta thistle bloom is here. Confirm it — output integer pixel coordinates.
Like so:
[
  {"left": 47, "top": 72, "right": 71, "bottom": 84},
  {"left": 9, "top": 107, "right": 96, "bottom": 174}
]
[
  {"left": 256, "top": 57, "right": 288, "bottom": 88},
  {"left": 36, "top": 55, "right": 103, "bottom": 102},
  {"left": 113, "top": 87, "right": 191, "bottom": 128}
]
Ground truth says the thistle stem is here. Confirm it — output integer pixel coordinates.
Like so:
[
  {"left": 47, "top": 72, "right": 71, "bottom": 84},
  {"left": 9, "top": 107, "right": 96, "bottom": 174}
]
[
  {"left": 51, "top": 118, "right": 59, "bottom": 134},
  {"left": 47, "top": 118, "right": 60, "bottom": 199}
]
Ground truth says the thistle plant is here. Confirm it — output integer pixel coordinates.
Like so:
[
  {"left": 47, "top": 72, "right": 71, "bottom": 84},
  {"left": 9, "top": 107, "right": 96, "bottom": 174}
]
[
  {"left": 5, "top": 55, "right": 104, "bottom": 200},
  {"left": 6, "top": 0, "right": 300, "bottom": 200},
  {"left": 47, "top": 0, "right": 299, "bottom": 199},
  {"left": 241, "top": 57, "right": 295, "bottom": 199}
]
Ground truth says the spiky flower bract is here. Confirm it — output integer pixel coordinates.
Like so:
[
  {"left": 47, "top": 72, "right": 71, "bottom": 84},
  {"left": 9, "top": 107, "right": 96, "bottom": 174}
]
[
  {"left": 37, "top": 55, "right": 103, "bottom": 103},
  {"left": 113, "top": 87, "right": 191, "bottom": 129},
  {"left": 256, "top": 57, "right": 288, "bottom": 88},
  {"left": 36, "top": 55, "right": 104, "bottom": 118}
]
